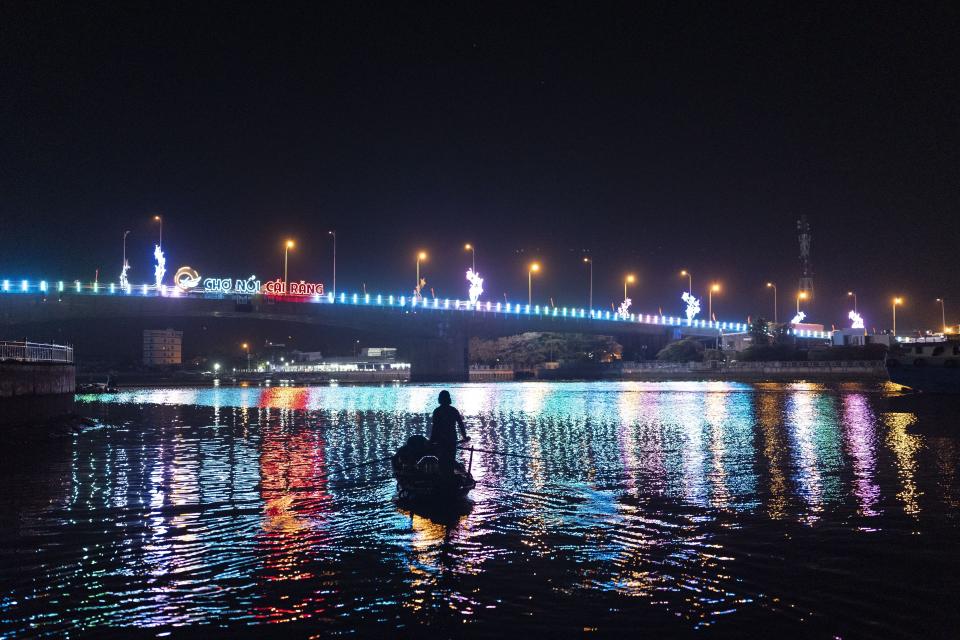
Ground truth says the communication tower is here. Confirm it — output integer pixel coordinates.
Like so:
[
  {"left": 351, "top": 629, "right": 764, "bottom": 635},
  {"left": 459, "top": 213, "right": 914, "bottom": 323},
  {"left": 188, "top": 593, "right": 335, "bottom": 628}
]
[{"left": 797, "top": 215, "right": 814, "bottom": 301}]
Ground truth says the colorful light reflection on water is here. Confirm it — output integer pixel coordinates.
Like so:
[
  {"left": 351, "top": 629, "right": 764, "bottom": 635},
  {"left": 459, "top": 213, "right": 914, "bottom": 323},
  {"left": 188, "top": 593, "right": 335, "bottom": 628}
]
[{"left": 1, "top": 381, "right": 958, "bottom": 637}]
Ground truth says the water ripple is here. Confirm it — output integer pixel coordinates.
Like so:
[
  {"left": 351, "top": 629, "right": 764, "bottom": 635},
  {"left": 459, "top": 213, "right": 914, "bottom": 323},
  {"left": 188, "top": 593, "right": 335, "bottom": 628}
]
[{"left": 0, "top": 381, "right": 957, "bottom": 636}]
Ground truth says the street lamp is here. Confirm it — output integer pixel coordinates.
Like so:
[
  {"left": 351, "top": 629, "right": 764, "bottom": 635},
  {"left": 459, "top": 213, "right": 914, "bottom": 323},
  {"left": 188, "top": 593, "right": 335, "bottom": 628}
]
[
  {"left": 283, "top": 240, "right": 295, "bottom": 291},
  {"left": 797, "top": 290, "right": 808, "bottom": 315},
  {"left": 624, "top": 274, "right": 635, "bottom": 300},
  {"left": 708, "top": 283, "right": 720, "bottom": 320},
  {"left": 935, "top": 298, "right": 947, "bottom": 334},
  {"left": 416, "top": 251, "right": 427, "bottom": 292},
  {"left": 583, "top": 257, "right": 593, "bottom": 310},
  {"left": 528, "top": 262, "right": 540, "bottom": 305},
  {"left": 242, "top": 342, "right": 250, "bottom": 370},
  {"left": 152, "top": 215, "right": 162, "bottom": 250},
  {"left": 766, "top": 282, "right": 777, "bottom": 324},
  {"left": 464, "top": 243, "right": 475, "bottom": 271},
  {"left": 328, "top": 230, "right": 336, "bottom": 297},
  {"left": 848, "top": 291, "right": 858, "bottom": 313},
  {"left": 680, "top": 270, "right": 692, "bottom": 295},
  {"left": 892, "top": 297, "right": 903, "bottom": 335}
]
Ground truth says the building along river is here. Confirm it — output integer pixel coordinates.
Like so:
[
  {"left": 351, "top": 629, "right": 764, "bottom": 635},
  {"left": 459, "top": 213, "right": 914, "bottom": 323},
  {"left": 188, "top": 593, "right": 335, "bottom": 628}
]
[{"left": 0, "top": 381, "right": 957, "bottom": 637}]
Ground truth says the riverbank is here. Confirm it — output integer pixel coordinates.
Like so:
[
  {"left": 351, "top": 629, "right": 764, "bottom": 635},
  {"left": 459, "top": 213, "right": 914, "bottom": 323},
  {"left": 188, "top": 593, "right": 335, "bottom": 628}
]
[
  {"left": 1, "top": 361, "right": 76, "bottom": 426},
  {"left": 75, "top": 359, "right": 890, "bottom": 387}
]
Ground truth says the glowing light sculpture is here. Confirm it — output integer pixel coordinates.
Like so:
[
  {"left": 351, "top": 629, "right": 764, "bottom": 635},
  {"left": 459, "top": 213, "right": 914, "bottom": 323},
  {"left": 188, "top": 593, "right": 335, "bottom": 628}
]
[
  {"left": 119, "top": 260, "right": 130, "bottom": 291},
  {"left": 153, "top": 244, "right": 166, "bottom": 290},
  {"left": 682, "top": 291, "right": 700, "bottom": 322},
  {"left": 790, "top": 311, "right": 806, "bottom": 325},
  {"left": 849, "top": 310, "right": 864, "bottom": 330},
  {"left": 617, "top": 297, "right": 632, "bottom": 317},
  {"left": 466, "top": 268, "right": 484, "bottom": 305}
]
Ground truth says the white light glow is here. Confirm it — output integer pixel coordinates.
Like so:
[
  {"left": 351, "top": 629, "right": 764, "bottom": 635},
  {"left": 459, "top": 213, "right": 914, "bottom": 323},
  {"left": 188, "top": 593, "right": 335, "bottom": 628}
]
[
  {"left": 153, "top": 245, "right": 166, "bottom": 289},
  {"left": 849, "top": 310, "right": 864, "bottom": 329},
  {"left": 466, "top": 268, "right": 484, "bottom": 305},
  {"left": 790, "top": 311, "right": 806, "bottom": 325},
  {"left": 119, "top": 260, "right": 130, "bottom": 290},
  {"left": 617, "top": 297, "right": 632, "bottom": 317},
  {"left": 682, "top": 291, "right": 700, "bottom": 322}
]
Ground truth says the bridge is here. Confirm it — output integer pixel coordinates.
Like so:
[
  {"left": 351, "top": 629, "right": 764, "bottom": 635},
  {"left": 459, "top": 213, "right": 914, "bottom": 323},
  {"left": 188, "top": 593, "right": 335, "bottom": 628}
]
[{"left": 0, "top": 278, "right": 828, "bottom": 380}]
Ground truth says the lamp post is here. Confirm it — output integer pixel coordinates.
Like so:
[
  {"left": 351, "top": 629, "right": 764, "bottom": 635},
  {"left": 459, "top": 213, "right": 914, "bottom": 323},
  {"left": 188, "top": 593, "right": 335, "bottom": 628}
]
[
  {"left": 680, "top": 269, "right": 692, "bottom": 295},
  {"left": 464, "top": 243, "right": 475, "bottom": 271},
  {"left": 528, "top": 262, "right": 540, "bottom": 305},
  {"left": 583, "top": 257, "right": 593, "bottom": 310},
  {"left": 848, "top": 291, "right": 858, "bottom": 313},
  {"left": 416, "top": 251, "right": 427, "bottom": 290},
  {"left": 624, "top": 274, "right": 635, "bottom": 300},
  {"left": 328, "top": 230, "right": 336, "bottom": 297},
  {"left": 242, "top": 342, "right": 250, "bottom": 370},
  {"left": 708, "top": 283, "right": 720, "bottom": 320},
  {"left": 936, "top": 298, "right": 946, "bottom": 334},
  {"left": 797, "top": 291, "right": 808, "bottom": 315},
  {"left": 283, "top": 240, "right": 295, "bottom": 292},
  {"left": 766, "top": 282, "right": 777, "bottom": 324},
  {"left": 122, "top": 229, "right": 130, "bottom": 270},
  {"left": 153, "top": 215, "right": 162, "bottom": 250},
  {"left": 892, "top": 297, "right": 902, "bottom": 335}
]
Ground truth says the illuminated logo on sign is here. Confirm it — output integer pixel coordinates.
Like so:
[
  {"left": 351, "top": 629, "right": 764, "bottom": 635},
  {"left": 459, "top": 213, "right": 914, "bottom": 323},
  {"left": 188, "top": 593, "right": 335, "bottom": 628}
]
[{"left": 174, "top": 266, "right": 201, "bottom": 291}]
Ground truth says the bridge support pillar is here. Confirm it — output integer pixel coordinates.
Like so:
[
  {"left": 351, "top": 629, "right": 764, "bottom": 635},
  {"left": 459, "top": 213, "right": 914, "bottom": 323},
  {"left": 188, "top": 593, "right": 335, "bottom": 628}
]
[{"left": 403, "top": 325, "right": 469, "bottom": 383}]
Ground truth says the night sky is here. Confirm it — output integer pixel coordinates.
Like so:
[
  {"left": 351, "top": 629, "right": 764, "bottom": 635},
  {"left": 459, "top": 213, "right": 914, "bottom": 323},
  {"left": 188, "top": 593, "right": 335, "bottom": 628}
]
[{"left": 2, "top": 3, "right": 958, "bottom": 332}]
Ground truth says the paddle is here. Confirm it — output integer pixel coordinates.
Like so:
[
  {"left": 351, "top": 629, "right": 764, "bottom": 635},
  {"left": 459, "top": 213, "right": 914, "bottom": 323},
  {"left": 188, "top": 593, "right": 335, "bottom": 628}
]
[
  {"left": 456, "top": 445, "right": 543, "bottom": 461},
  {"left": 312, "top": 454, "right": 393, "bottom": 481}
]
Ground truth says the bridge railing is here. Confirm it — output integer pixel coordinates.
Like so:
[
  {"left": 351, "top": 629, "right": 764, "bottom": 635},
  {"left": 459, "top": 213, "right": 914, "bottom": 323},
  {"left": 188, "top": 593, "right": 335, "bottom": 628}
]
[{"left": 0, "top": 341, "right": 74, "bottom": 364}]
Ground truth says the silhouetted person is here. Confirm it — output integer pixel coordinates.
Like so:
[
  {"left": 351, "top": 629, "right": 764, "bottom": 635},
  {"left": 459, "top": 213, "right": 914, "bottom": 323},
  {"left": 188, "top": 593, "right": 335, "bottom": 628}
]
[{"left": 430, "top": 390, "right": 469, "bottom": 470}]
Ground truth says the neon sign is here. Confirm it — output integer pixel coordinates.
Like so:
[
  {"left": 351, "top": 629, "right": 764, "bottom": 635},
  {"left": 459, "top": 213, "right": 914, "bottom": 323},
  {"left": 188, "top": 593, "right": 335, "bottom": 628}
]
[
  {"left": 204, "top": 275, "right": 261, "bottom": 294},
  {"left": 261, "top": 279, "right": 324, "bottom": 296}
]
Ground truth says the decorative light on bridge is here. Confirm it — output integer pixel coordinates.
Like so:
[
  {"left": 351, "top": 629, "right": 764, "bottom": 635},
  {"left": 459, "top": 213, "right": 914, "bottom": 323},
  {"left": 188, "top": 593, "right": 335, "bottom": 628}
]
[
  {"left": 790, "top": 311, "right": 806, "bottom": 325},
  {"left": 849, "top": 310, "right": 864, "bottom": 330},
  {"left": 119, "top": 261, "right": 130, "bottom": 291},
  {"left": 466, "top": 268, "right": 484, "bottom": 305},
  {"left": 153, "top": 244, "right": 166, "bottom": 290},
  {"left": 682, "top": 291, "right": 700, "bottom": 322},
  {"left": 617, "top": 297, "right": 632, "bottom": 317}
]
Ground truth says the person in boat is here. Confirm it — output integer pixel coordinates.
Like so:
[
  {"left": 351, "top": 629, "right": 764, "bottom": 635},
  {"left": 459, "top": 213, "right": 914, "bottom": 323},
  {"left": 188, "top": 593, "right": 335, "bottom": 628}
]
[{"left": 430, "top": 390, "right": 469, "bottom": 470}]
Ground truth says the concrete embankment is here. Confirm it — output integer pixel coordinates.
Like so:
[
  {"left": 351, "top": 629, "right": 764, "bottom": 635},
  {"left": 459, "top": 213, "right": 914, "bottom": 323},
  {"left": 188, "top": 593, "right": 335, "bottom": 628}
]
[{"left": 0, "top": 362, "right": 76, "bottom": 426}]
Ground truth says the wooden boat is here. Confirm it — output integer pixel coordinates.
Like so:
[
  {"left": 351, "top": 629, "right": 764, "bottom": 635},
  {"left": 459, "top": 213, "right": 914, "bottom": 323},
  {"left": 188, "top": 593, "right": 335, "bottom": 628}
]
[{"left": 391, "top": 436, "right": 476, "bottom": 501}]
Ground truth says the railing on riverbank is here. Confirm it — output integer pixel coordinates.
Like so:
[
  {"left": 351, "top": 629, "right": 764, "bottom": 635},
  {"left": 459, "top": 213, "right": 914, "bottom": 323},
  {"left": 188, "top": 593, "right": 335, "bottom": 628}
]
[
  {"left": 0, "top": 341, "right": 74, "bottom": 364},
  {"left": 621, "top": 359, "right": 887, "bottom": 379}
]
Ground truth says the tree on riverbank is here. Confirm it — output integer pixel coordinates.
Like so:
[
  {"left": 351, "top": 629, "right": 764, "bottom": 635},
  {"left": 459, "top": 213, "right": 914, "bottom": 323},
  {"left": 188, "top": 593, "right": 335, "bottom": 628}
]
[
  {"left": 469, "top": 333, "right": 621, "bottom": 368},
  {"left": 656, "top": 338, "right": 705, "bottom": 362}
]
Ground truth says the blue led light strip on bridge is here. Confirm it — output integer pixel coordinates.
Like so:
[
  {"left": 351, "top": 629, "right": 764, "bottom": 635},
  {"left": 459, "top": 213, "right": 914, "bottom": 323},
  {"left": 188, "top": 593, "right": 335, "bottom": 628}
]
[{"left": 0, "top": 277, "right": 838, "bottom": 338}]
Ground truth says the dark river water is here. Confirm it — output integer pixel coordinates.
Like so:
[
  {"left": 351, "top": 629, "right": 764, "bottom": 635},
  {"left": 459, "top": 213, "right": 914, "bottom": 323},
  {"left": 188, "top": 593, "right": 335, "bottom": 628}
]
[{"left": 1, "top": 381, "right": 958, "bottom": 638}]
